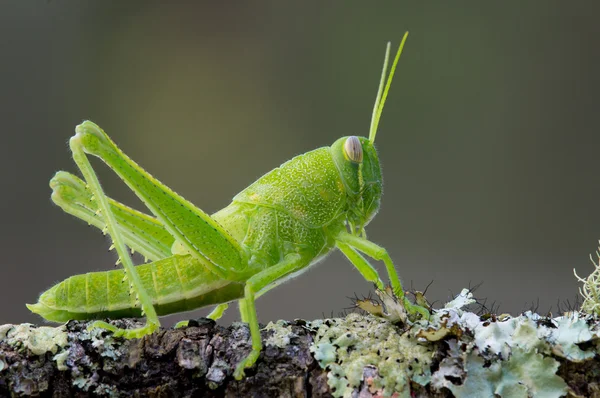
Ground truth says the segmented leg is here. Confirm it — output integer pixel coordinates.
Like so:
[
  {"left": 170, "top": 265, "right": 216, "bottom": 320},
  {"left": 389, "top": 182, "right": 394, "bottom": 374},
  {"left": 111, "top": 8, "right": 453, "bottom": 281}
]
[
  {"left": 336, "top": 241, "right": 385, "bottom": 290},
  {"left": 336, "top": 231, "right": 429, "bottom": 319},
  {"left": 234, "top": 254, "right": 304, "bottom": 379},
  {"left": 73, "top": 121, "right": 245, "bottom": 281},
  {"left": 70, "top": 132, "right": 159, "bottom": 338},
  {"left": 50, "top": 171, "right": 173, "bottom": 262},
  {"left": 68, "top": 121, "right": 248, "bottom": 338}
]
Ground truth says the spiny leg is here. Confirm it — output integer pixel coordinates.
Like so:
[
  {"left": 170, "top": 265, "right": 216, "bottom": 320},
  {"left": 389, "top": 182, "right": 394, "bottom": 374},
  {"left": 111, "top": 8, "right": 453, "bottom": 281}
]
[
  {"left": 50, "top": 171, "right": 174, "bottom": 262},
  {"left": 234, "top": 254, "right": 304, "bottom": 379},
  {"left": 336, "top": 231, "right": 429, "bottom": 319},
  {"left": 73, "top": 121, "right": 245, "bottom": 279},
  {"left": 70, "top": 133, "right": 159, "bottom": 338}
]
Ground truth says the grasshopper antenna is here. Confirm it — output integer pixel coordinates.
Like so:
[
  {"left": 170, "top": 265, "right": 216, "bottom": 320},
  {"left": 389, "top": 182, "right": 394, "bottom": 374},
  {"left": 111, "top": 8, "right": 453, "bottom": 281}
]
[{"left": 369, "top": 31, "right": 409, "bottom": 143}]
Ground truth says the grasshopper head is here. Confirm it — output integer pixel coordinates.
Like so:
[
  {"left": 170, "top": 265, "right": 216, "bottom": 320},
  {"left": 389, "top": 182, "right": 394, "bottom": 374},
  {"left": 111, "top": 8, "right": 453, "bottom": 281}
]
[
  {"left": 331, "top": 33, "right": 409, "bottom": 234},
  {"left": 331, "top": 136, "right": 382, "bottom": 232}
]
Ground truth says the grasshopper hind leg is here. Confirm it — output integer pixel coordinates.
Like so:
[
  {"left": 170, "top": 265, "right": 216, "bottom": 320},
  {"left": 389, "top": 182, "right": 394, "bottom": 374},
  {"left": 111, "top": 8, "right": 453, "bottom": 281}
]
[
  {"left": 69, "top": 129, "right": 160, "bottom": 339},
  {"left": 65, "top": 120, "right": 247, "bottom": 340},
  {"left": 49, "top": 171, "right": 174, "bottom": 262}
]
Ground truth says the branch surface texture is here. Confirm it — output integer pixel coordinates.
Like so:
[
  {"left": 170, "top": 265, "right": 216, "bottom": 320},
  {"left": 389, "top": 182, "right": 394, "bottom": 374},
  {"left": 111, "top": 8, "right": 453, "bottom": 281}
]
[{"left": 1, "top": 289, "right": 599, "bottom": 397}]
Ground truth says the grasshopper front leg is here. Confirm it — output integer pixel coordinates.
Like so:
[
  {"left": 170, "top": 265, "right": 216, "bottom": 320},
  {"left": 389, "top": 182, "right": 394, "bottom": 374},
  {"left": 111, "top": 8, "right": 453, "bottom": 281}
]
[
  {"left": 70, "top": 132, "right": 160, "bottom": 338},
  {"left": 336, "top": 231, "right": 430, "bottom": 320}
]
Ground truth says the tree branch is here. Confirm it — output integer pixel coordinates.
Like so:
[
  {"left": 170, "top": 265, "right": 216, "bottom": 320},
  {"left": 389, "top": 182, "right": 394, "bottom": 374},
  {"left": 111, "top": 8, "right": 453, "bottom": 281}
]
[{"left": 1, "top": 302, "right": 599, "bottom": 397}]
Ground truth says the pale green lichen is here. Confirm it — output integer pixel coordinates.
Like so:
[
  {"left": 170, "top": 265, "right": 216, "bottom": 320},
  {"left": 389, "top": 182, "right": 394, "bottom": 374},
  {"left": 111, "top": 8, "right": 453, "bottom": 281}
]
[
  {"left": 53, "top": 350, "right": 69, "bottom": 371},
  {"left": 447, "top": 348, "right": 567, "bottom": 397},
  {"left": 0, "top": 323, "right": 67, "bottom": 356},
  {"left": 309, "top": 314, "right": 432, "bottom": 397},
  {"left": 310, "top": 289, "right": 594, "bottom": 397},
  {"left": 424, "top": 290, "right": 574, "bottom": 397},
  {"left": 263, "top": 320, "right": 296, "bottom": 348},
  {"left": 545, "top": 313, "right": 596, "bottom": 361},
  {"left": 0, "top": 323, "right": 71, "bottom": 375},
  {"left": 0, "top": 324, "right": 14, "bottom": 340},
  {"left": 473, "top": 316, "right": 519, "bottom": 358}
]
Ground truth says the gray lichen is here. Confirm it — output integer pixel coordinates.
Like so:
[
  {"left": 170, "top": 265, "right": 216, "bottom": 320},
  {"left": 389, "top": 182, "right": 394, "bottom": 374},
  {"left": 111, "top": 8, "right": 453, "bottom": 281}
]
[
  {"left": 2, "top": 292, "right": 600, "bottom": 396},
  {"left": 0, "top": 323, "right": 70, "bottom": 395},
  {"left": 264, "top": 320, "right": 297, "bottom": 349},
  {"left": 575, "top": 240, "right": 600, "bottom": 315},
  {"left": 308, "top": 289, "right": 600, "bottom": 397}
]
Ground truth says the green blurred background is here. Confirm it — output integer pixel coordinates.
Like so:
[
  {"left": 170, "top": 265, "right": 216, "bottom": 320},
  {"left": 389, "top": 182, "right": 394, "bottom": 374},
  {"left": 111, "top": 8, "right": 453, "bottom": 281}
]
[{"left": 1, "top": 2, "right": 599, "bottom": 327}]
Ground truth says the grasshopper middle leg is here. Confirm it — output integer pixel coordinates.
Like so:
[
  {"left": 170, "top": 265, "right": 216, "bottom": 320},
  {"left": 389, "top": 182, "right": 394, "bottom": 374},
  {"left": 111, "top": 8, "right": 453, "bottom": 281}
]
[{"left": 234, "top": 253, "right": 304, "bottom": 379}]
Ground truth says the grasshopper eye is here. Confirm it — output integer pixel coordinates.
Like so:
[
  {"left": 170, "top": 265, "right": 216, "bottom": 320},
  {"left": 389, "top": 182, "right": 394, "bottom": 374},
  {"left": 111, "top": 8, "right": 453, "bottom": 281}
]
[{"left": 344, "top": 136, "right": 363, "bottom": 163}]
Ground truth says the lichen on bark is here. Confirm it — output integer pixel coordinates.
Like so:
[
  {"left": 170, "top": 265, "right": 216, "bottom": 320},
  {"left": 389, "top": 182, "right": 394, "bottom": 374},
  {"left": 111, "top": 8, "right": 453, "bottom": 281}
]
[{"left": 2, "top": 291, "right": 600, "bottom": 397}]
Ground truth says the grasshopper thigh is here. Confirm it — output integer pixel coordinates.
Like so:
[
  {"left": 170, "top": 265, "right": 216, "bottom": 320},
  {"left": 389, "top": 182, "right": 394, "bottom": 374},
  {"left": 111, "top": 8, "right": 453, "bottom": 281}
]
[
  {"left": 74, "top": 121, "right": 245, "bottom": 279},
  {"left": 50, "top": 171, "right": 174, "bottom": 262}
]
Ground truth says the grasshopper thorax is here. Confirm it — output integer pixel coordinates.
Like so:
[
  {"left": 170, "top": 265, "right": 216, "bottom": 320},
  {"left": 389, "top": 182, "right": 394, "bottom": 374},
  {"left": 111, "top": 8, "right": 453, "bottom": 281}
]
[{"left": 331, "top": 136, "right": 382, "bottom": 235}]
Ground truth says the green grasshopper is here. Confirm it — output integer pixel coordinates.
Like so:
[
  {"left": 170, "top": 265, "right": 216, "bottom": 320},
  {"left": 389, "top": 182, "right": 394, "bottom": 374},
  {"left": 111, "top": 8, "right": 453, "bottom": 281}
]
[{"left": 27, "top": 32, "right": 428, "bottom": 379}]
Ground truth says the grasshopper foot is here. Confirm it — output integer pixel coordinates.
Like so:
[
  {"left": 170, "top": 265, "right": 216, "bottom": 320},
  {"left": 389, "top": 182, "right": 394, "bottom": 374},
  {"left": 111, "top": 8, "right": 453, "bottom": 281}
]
[
  {"left": 173, "top": 320, "right": 189, "bottom": 329},
  {"left": 233, "top": 349, "right": 260, "bottom": 380},
  {"left": 207, "top": 303, "right": 229, "bottom": 320},
  {"left": 404, "top": 299, "right": 430, "bottom": 320},
  {"left": 87, "top": 320, "right": 158, "bottom": 339}
]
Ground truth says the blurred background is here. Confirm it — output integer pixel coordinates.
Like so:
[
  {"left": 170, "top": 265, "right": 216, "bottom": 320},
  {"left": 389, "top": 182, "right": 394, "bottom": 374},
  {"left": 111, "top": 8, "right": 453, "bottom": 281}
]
[{"left": 1, "top": 2, "right": 599, "bottom": 327}]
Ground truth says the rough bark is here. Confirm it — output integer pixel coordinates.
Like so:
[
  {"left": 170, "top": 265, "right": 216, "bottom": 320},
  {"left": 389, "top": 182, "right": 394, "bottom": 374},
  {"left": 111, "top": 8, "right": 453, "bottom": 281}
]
[
  {"left": 0, "top": 318, "right": 330, "bottom": 397},
  {"left": 0, "top": 315, "right": 598, "bottom": 397}
]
